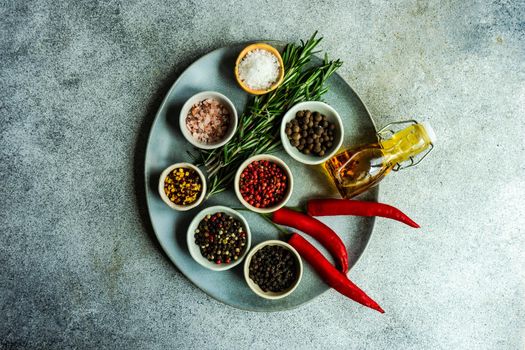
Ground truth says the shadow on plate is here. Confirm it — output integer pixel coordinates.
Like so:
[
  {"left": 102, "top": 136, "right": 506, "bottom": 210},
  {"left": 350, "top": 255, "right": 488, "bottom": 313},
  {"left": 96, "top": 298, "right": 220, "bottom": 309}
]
[
  {"left": 132, "top": 46, "right": 222, "bottom": 269},
  {"left": 218, "top": 48, "right": 239, "bottom": 86}
]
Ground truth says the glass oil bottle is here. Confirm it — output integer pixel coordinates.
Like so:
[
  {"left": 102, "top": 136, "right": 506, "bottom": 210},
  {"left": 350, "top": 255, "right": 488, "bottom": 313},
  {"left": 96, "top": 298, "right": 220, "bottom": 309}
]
[{"left": 323, "top": 120, "right": 436, "bottom": 199}]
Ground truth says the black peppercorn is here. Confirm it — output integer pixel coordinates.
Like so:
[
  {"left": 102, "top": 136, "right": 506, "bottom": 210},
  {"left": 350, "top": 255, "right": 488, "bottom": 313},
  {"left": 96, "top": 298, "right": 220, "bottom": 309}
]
[
  {"left": 249, "top": 245, "right": 298, "bottom": 293},
  {"left": 286, "top": 109, "right": 337, "bottom": 157}
]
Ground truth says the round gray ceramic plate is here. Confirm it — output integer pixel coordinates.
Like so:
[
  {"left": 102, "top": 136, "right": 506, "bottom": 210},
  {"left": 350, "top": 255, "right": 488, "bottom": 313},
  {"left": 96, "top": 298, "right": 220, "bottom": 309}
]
[{"left": 144, "top": 43, "right": 378, "bottom": 311}]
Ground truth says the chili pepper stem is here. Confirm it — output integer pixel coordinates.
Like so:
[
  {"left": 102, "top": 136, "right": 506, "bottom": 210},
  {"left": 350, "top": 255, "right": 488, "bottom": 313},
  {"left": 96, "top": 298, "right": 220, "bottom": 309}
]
[
  {"left": 285, "top": 205, "right": 304, "bottom": 213},
  {"left": 259, "top": 213, "right": 291, "bottom": 236},
  {"left": 232, "top": 208, "right": 291, "bottom": 237}
]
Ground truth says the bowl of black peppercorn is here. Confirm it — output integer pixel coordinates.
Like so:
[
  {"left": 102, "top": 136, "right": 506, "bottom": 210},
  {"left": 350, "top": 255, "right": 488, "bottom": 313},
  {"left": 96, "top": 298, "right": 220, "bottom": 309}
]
[
  {"left": 280, "top": 101, "right": 344, "bottom": 165},
  {"left": 244, "top": 240, "right": 303, "bottom": 299},
  {"left": 187, "top": 206, "right": 251, "bottom": 271}
]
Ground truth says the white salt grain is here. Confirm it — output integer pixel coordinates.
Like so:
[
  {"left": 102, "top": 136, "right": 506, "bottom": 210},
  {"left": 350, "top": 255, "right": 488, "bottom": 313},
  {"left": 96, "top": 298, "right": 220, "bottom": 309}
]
[{"left": 238, "top": 49, "right": 280, "bottom": 90}]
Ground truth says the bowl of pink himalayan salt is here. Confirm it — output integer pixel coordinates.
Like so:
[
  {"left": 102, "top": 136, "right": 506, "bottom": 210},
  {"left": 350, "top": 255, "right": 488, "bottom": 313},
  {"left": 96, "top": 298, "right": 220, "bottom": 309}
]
[{"left": 179, "top": 91, "right": 238, "bottom": 150}]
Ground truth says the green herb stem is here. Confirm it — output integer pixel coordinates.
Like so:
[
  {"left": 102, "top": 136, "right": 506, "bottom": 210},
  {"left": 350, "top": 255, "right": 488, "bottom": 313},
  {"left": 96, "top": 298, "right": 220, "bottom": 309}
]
[{"left": 197, "top": 32, "right": 342, "bottom": 197}]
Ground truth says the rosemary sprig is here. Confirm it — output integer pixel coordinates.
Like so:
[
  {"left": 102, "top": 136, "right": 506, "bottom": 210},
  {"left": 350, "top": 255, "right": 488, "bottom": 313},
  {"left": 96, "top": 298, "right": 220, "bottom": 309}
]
[{"left": 197, "top": 32, "right": 343, "bottom": 197}]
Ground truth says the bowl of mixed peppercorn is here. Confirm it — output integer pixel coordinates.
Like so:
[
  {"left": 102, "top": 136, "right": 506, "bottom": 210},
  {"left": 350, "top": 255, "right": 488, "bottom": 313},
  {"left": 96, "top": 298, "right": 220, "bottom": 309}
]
[
  {"left": 158, "top": 163, "right": 206, "bottom": 211},
  {"left": 234, "top": 154, "right": 293, "bottom": 214},
  {"left": 187, "top": 206, "right": 251, "bottom": 271},
  {"left": 280, "top": 101, "right": 344, "bottom": 165},
  {"left": 244, "top": 240, "right": 303, "bottom": 300}
]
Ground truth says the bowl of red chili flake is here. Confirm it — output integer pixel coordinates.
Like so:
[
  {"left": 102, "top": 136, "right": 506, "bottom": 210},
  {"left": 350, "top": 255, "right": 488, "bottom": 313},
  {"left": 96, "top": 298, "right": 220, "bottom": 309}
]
[
  {"left": 158, "top": 163, "right": 206, "bottom": 211},
  {"left": 234, "top": 154, "right": 293, "bottom": 213}
]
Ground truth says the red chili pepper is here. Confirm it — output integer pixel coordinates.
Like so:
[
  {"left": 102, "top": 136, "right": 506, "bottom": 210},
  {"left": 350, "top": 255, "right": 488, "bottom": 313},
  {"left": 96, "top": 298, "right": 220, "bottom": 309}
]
[
  {"left": 307, "top": 198, "right": 420, "bottom": 228},
  {"left": 272, "top": 207, "right": 349, "bottom": 273},
  {"left": 288, "top": 233, "right": 384, "bottom": 313}
]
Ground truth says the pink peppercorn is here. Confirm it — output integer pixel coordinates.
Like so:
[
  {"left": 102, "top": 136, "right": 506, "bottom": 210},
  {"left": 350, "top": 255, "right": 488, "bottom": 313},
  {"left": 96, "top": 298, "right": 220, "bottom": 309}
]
[{"left": 239, "top": 160, "right": 288, "bottom": 208}]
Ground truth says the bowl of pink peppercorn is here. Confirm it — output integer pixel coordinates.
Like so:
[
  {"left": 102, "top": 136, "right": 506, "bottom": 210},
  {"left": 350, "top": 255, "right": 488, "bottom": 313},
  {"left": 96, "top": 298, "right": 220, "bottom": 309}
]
[
  {"left": 234, "top": 154, "right": 294, "bottom": 214},
  {"left": 179, "top": 91, "right": 238, "bottom": 150}
]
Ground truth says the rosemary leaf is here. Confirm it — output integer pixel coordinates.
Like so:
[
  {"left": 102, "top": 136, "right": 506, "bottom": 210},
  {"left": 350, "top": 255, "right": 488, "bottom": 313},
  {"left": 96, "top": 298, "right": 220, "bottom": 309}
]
[{"left": 197, "top": 33, "right": 342, "bottom": 197}]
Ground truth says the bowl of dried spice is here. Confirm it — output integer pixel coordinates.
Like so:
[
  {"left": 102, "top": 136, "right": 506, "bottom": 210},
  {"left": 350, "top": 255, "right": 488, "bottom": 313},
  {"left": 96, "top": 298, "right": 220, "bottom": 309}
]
[
  {"left": 158, "top": 163, "right": 206, "bottom": 211},
  {"left": 179, "top": 91, "right": 238, "bottom": 150},
  {"left": 243, "top": 240, "right": 303, "bottom": 300},
  {"left": 234, "top": 154, "right": 293, "bottom": 214},
  {"left": 187, "top": 206, "right": 251, "bottom": 271},
  {"left": 280, "top": 101, "right": 344, "bottom": 165}
]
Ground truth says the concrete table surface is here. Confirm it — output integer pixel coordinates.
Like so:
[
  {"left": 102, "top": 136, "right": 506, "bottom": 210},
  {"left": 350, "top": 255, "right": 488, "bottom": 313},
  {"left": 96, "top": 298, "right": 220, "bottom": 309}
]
[{"left": 1, "top": 1, "right": 524, "bottom": 349}]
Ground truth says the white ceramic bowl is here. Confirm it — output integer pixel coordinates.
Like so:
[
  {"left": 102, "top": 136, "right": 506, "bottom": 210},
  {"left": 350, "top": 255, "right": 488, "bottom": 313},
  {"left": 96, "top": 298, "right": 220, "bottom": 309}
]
[
  {"left": 234, "top": 154, "right": 293, "bottom": 214},
  {"left": 179, "top": 91, "right": 238, "bottom": 149},
  {"left": 243, "top": 240, "right": 303, "bottom": 300},
  {"left": 280, "top": 101, "right": 344, "bottom": 165},
  {"left": 187, "top": 206, "right": 251, "bottom": 271},
  {"left": 158, "top": 163, "right": 206, "bottom": 211}
]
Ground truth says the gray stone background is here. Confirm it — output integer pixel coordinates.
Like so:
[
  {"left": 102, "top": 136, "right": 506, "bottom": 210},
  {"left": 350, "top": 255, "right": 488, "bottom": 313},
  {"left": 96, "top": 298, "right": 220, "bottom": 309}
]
[{"left": 1, "top": 0, "right": 524, "bottom": 349}]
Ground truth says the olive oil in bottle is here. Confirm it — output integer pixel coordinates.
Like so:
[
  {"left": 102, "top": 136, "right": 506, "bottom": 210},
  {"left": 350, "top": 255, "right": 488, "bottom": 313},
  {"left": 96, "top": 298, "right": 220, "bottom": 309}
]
[{"left": 324, "top": 121, "right": 436, "bottom": 199}]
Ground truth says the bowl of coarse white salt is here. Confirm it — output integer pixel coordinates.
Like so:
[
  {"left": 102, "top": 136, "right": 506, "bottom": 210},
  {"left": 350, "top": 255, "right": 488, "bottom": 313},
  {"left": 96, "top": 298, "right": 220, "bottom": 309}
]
[{"left": 235, "top": 43, "right": 285, "bottom": 95}]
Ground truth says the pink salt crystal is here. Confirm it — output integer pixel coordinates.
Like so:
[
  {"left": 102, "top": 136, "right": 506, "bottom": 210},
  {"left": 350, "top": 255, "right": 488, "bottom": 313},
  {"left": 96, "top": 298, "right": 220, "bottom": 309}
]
[{"left": 185, "top": 98, "right": 231, "bottom": 144}]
